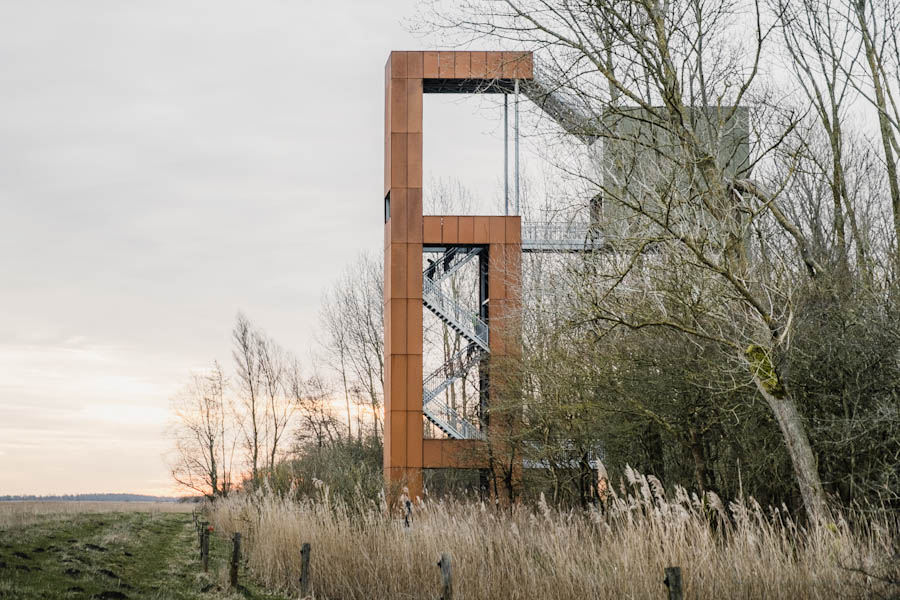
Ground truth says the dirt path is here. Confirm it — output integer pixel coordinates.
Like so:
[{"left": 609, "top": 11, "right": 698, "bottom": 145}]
[{"left": 0, "top": 510, "right": 287, "bottom": 600}]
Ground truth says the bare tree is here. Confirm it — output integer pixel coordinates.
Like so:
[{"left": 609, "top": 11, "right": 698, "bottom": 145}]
[
  {"left": 168, "top": 362, "right": 236, "bottom": 499},
  {"left": 288, "top": 359, "right": 343, "bottom": 448},
  {"left": 422, "top": 0, "right": 844, "bottom": 520},
  {"left": 319, "top": 253, "right": 385, "bottom": 442},
  {"left": 773, "top": 0, "right": 864, "bottom": 271},
  {"left": 256, "top": 329, "right": 294, "bottom": 472},
  {"left": 233, "top": 312, "right": 264, "bottom": 483},
  {"left": 850, "top": 0, "right": 900, "bottom": 247}
]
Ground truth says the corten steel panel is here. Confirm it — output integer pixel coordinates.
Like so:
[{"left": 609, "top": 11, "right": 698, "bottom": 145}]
[
  {"left": 405, "top": 469, "right": 423, "bottom": 498},
  {"left": 422, "top": 439, "right": 441, "bottom": 467},
  {"left": 384, "top": 246, "right": 392, "bottom": 299},
  {"left": 489, "top": 243, "right": 509, "bottom": 300},
  {"left": 407, "top": 133, "right": 423, "bottom": 187},
  {"left": 391, "top": 78, "right": 408, "bottom": 133},
  {"left": 384, "top": 73, "right": 391, "bottom": 195},
  {"left": 386, "top": 466, "right": 423, "bottom": 494},
  {"left": 486, "top": 52, "right": 503, "bottom": 78},
  {"left": 495, "top": 301, "right": 523, "bottom": 359},
  {"left": 489, "top": 216, "right": 506, "bottom": 244},
  {"left": 386, "top": 466, "right": 403, "bottom": 484},
  {"left": 470, "top": 52, "right": 487, "bottom": 78},
  {"left": 407, "top": 51, "right": 424, "bottom": 78},
  {"left": 423, "top": 216, "right": 442, "bottom": 243},
  {"left": 490, "top": 273, "right": 506, "bottom": 301},
  {"left": 406, "top": 412, "right": 424, "bottom": 468},
  {"left": 423, "top": 440, "right": 489, "bottom": 469},
  {"left": 389, "top": 300, "right": 408, "bottom": 354},
  {"left": 491, "top": 300, "right": 521, "bottom": 356},
  {"left": 390, "top": 244, "right": 408, "bottom": 298},
  {"left": 438, "top": 51, "right": 454, "bottom": 77},
  {"left": 406, "top": 78, "right": 423, "bottom": 133},
  {"left": 390, "top": 411, "right": 408, "bottom": 466},
  {"left": 458, "top": 216, "right": 474, "bottom": 243},
  {"left": 407, "top": 299, "right": 423, "bottom": 354},
  {"left": 384, "top": 295, "right": 392, "bottom": 352},
  {"left": 424, "top": 51, "right": 439, "bottom": 77},
  {"left": 416, "top": 50, "right": 533, "bottom": 82},
  {"left": 505, "top": 215, "right": 522, "bottom": 244},
  {"left": 441, "top": 216, "right": 459, "bottom": 243},
  {"left": 390, "top": 51, "right": 408, "bottom": 79},
  {"left": 384, "top": 141, "right": 390, "bottom": 196},
  {"left": 454, "top": 52, "right": 471, "bottom": 78},
  {"left": 505, "top": 249, "right": 522, "bottom": 302},
  {"left": 383, "top": 425, "right": 391, "bottom": 470},
  {"left": 473, "top": 216, "right": 491, "bottom": 243},
  {"left": 390, "top": 133, "right": 408, "bottom": 188},
  {"left": 389, "top": 354, "right": 408, "bottom": 412},
  {"left": 407, "top": 353, "right": 423, "bottom": 407},
  {"left": 514, "top": 52, "right": 533, "bottom": 78},
  {"left": 389, "top": 188, "right": 408, "bottom": 242},
  {"left": 406, "top": 188, "right": 423, "bottom": 243},
  {"left": 502, "top": 51, "right": 518, "bottom": 78},
  {"left": 406, "top": 244, "right": 423, "bottom": 300}
]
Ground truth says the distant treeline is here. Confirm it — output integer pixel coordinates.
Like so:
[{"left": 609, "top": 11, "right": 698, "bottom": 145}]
[{"left": 0, "top": 493, "right": 193, "bottom": 502}]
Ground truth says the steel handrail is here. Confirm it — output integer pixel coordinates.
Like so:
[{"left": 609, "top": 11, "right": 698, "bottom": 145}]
[
  {"left": 423, "top": 278, "right": 490, "bottom": 350},
  {"left": 424, "top": 395, "right": 485, "bottom": 440}
]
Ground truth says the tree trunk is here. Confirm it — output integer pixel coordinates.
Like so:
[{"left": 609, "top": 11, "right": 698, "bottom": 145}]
[
  {"left": 688, "top": 427, "right": 711, "bottom": 496},
  {"left": 855, "top": 0, "right": 900, "bottom": 250},
  {"left": 753, "top": 380, "right": 829, "bottom": 522},
  {"left": 644, "top": 422, "right": 666, "bottom": 481}
]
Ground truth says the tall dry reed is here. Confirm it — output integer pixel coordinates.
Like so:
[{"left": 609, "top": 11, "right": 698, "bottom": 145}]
[{"left": 206, "top": 469, "right": 898, "bottom": 599}]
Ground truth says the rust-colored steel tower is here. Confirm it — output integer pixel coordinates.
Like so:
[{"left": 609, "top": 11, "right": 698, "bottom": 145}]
[{"left": 383, "top": 51, "right": 532, "bottom": 500}]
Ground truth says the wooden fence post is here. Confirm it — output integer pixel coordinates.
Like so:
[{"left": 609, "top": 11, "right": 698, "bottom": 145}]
[
  {"left": 230, "top": 532, "right": 242, "bottom": 587},
  {"left": 664, "top": 566, "right": 683, "bottom": 600},
  {"left": 198, "top": 520, "right": 206, "bottom": 558},
  {"left": 437, "top": 553, "right": 452, "bottom": 600},
  {"left": 201, "top": 527, "right": 210, "bottom": 572},
  {"left": 298, "top": 542, "right": 311, "bottom": 598}
]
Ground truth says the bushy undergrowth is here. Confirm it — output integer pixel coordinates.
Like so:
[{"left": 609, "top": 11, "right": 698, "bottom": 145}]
[
  {"left": 247, "top": 439, "right": 384, "bottom": 505},
  {"left": 206, "top": 468, "right": 899, "bottom": 599}
]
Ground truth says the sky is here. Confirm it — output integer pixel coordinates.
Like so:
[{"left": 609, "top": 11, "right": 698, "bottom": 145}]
[{"left": 0, "top": 1, "right": 523, "bottom": 495}]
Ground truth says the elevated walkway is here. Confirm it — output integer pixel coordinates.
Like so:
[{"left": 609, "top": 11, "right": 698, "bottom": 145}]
[{"left": 521, "top": 221, "right": 608, "bottom": 253}]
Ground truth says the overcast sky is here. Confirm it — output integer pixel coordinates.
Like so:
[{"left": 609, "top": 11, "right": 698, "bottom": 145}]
[{"left": 0, "top": 1, "right": 520, "bottom": 495}]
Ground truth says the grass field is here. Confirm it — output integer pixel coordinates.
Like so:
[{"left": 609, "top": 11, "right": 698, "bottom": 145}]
[{"left": 0, "top": 502, "right": 288, "bottom": 600}]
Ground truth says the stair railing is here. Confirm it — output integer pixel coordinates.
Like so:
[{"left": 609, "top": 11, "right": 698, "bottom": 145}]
[
  {"left": 426, "top": 247, "right": 482, "bottom": 286},
  {"left": 423, "top": 344, "right": 484, "bottom": 404},
  {"left": 424, "top": 395, "right": 485, "bottom": 440},
  {"left": 423, "top": 278, "right": 489, "bottom": 351}
]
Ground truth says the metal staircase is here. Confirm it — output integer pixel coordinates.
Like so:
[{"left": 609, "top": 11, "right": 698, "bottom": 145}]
[
  {"left": 522, "top": 62, "right": 598, "bottom": 145},
  {"left": 422, "top": 278, "right": 489, "bottom": 352},
  {"left": 422, "top": 344, "right": 485, "bottom": 440},
  {"left": 425, "top": 247, "right": 483, "bottom": 284},
  {"left": 421, "top": 248, "right": 488, "bottom": 440}
]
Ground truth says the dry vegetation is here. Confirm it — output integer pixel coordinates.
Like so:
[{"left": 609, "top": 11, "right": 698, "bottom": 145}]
[
  {"left": 206, "top": 470, "right": 898, "bottom": 600},
  {"left": 0, "top": 501, "right": 194, "bottom": 529},
  {"left": 0, "top": 503, "right": 286, "bottom": 600}
]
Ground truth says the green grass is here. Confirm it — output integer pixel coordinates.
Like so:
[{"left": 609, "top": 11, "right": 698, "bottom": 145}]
[{"left": 0, "top": 509, "right": 289, "bottom": 600}]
